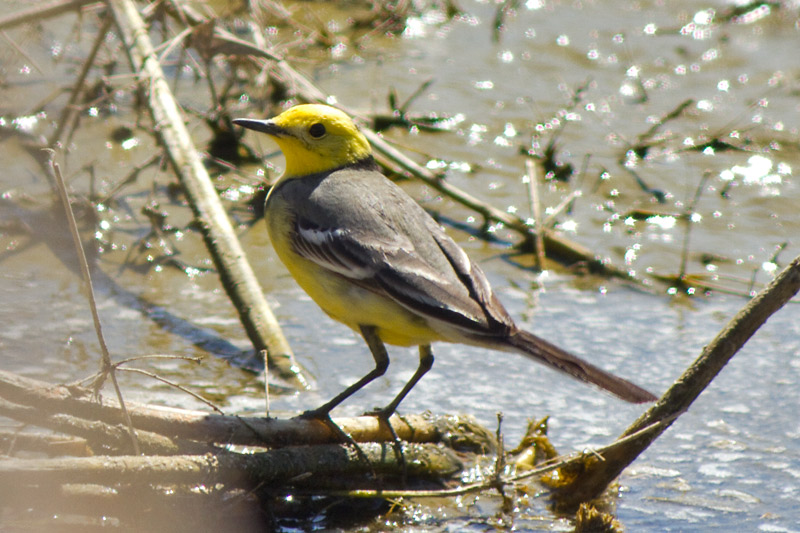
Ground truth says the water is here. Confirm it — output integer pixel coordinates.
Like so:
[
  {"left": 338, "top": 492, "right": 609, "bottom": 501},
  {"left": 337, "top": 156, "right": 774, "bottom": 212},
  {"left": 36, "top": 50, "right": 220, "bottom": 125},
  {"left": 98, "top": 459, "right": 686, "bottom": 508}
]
[{"left": 1, "top": 0, "right": 799, "bottom": 530}]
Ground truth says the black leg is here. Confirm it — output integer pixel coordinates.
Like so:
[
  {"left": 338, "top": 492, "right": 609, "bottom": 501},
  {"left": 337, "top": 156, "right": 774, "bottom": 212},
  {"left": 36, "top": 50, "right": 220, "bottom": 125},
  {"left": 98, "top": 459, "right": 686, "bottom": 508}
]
[
  {"left": 295, "top": 326, "right": 392, "bottom": 477},
  {"left": 376, "top": 344, "right": 434, "bottom": 419},
  {"left": 365, "top": 344, "right": 434, "bottom": 482},
  {"left": 300, "top": 325, "right": 390, "bottom": 419}
]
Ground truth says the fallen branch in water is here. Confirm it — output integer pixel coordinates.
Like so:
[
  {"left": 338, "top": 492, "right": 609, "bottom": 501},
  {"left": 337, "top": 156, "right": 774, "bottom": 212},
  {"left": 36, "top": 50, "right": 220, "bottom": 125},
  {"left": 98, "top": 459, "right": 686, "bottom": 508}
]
[
  {"left": 0, "top": 366, "right": 498, "bottom": 525},
  {"left": 0, "top": 441, "right": 463, "bottom": 489},
  {"left": 0, "top": 369, "right": 496, "bottom": 452},
  {"left": 547, "top": 253, "right": 800, "bottom": 509},
  {"left": 108, "top": 0, "right": 307, "bottom": 389}
]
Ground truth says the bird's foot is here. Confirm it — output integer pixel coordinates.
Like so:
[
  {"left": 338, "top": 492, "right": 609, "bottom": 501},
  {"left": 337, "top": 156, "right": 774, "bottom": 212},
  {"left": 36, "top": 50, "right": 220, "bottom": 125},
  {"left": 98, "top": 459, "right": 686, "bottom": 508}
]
[
  {"left": 362, "top": 406, "right": 394, "bottom": 420},
  {"left": 295, "top": 407, "right": 377, "bottom": 478},
  {"left": 363, "top": 407, "right": 407, "bottom": 482}
]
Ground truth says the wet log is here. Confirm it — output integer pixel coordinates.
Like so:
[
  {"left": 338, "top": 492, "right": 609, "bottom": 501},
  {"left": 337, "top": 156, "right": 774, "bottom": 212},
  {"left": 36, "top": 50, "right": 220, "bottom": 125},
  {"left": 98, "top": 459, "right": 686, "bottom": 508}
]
[
  {"left": 0, "top": 369, "right": 495, "bottom": 452},
  {"left": 0, "top": 442, "right": 463, "bottom": 489}
]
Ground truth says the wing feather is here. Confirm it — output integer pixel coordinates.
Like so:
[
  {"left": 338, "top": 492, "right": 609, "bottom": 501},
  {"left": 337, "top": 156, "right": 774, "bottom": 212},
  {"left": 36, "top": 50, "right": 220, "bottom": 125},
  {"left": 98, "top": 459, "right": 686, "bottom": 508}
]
[{"left": 292, "top": 182, "right": 513, "bottom": 337}]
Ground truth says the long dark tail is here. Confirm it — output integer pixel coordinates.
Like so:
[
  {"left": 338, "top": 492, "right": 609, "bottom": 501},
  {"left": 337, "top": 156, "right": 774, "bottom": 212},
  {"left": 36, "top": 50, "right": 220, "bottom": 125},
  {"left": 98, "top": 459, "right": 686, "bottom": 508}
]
[{"left": 506, "top": 330, "right": 657, "bottom": 404}]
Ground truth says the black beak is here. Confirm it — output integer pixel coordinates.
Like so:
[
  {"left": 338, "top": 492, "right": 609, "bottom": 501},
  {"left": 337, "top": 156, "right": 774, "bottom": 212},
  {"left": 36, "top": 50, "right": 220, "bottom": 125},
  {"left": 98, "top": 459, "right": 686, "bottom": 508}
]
[{"left": 232, "top": 118, "right": 285, "bottom": 136}]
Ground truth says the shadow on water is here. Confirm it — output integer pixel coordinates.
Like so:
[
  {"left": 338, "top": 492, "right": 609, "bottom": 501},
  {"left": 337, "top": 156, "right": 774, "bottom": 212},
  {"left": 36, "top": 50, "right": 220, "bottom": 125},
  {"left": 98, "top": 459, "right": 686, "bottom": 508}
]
[{"left": 0, "top": 195, "right": 266, "bottom": 375}]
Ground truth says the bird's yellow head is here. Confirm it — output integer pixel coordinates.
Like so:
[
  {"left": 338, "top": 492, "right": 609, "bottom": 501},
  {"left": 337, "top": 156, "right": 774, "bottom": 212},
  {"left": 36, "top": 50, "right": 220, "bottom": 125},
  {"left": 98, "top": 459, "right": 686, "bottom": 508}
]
[{"left": 234, "top": 104, "right": 372, "bottom": 178}]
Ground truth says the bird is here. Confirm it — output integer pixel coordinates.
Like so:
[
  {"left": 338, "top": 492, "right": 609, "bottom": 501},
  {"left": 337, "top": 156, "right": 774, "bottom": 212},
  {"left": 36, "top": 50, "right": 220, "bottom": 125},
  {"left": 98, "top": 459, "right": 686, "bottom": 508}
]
[{"left": 233, "top": 104, "right": 656, "bottom": 422}]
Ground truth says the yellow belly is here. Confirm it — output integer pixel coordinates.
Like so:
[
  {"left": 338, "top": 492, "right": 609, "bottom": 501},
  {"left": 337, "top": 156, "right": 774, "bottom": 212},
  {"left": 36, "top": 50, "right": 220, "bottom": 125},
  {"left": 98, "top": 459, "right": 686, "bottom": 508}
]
[
  {"left": 266, "top": 206, "right": 442, "bottom": 347},
  {"left": 285, "top": 253, "right": 441, "bottom": 347}
]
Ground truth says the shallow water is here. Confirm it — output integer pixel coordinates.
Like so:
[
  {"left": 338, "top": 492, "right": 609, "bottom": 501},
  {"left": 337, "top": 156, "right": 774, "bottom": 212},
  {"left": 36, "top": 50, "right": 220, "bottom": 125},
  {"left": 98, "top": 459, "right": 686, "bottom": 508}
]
[{"left": 1, "top": 0, "right": 799, "bottom": 530}]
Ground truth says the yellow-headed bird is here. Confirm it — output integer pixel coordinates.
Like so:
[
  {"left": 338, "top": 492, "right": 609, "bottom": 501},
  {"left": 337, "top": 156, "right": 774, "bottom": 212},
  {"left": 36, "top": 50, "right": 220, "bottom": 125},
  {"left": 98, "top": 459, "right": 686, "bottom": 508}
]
[{"left": 234, "top": 104, "right": 655, "bottom": 419}]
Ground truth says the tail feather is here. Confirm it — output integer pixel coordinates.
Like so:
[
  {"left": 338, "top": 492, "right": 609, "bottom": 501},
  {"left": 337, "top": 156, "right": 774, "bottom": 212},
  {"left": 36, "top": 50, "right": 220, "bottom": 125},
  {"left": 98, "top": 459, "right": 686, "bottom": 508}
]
[{"left": 506, "top": 330, "right": 657, "bottom": 404}]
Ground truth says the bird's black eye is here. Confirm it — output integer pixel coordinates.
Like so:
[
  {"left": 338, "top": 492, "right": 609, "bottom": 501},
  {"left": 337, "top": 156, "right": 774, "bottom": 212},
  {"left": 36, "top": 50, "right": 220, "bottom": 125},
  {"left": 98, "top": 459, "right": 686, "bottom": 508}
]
[{"left": 309, "top": 123, "right": 326, "bottom": 138}]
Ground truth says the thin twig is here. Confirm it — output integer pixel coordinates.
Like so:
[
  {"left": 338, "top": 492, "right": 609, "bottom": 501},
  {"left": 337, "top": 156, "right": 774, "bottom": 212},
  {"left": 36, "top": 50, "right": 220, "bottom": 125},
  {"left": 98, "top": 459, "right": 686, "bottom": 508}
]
[
  {"left": 491, "top": 412, "right": 507, "bottom": 498},
  {"left": 261, "top": 349, "right": 270, "bottom": 418},
  {"left": 0, "top": 0, "right": 97, "bottom": 31},
  {"left": 525, "top": 158, "right": 546, "bottom": 270},
  {"left": 51, "top": 13, "right": 113, "bottom": 148},
  {"left": 634, "top": 98, "right": 694, "bottom": 147},
  {"left": 112, "top": 354, "right": 203, "bottom": 366},
  {"left": 1, "top": 30, "right": 44, "bottom": 74},
  {"left": 49, "top": 154, "right": 140, "bottom": 455},
  {"left": 678, "top": 171, "right": 712, "bottom": 280},
  {"left": 542, "top": 190, "right": 581, "bottom": 228},
  {"left": 116, "top": 366, "right": 225, "bottom": 414}
]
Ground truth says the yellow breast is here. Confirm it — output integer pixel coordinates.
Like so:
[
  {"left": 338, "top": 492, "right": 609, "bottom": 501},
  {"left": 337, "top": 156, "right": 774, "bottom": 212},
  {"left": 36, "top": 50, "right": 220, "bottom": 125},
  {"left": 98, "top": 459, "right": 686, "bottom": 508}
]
[{"left": 265, "top": 197, "right": 442, "bottom": 347}]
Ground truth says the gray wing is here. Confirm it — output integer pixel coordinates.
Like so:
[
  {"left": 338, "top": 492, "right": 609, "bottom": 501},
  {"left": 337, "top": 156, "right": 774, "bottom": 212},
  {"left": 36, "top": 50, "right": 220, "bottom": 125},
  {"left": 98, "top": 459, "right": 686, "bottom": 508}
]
[{"left": 286, "top": 170, "right": 516, "bottom": 336}]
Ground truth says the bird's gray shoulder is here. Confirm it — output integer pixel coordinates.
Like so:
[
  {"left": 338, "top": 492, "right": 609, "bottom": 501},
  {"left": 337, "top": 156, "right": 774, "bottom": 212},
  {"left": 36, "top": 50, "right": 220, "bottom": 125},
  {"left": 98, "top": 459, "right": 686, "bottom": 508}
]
[
  {"left": 273, "top": 168, "right": 430, "bottom": 239},
  {"left": 271, "top": 166, "right": 516, "bottom": 335}
]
